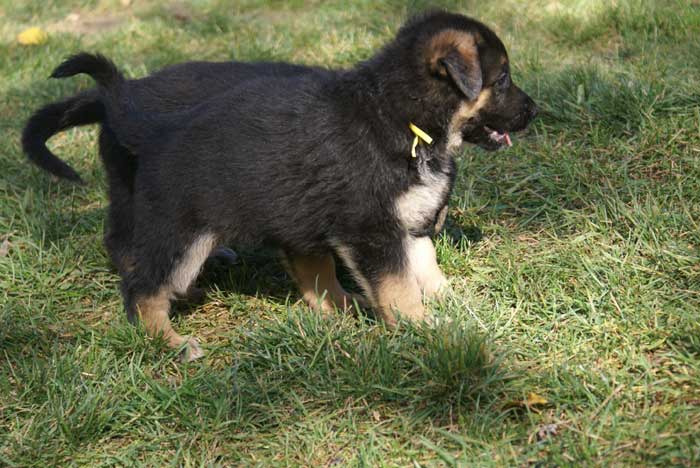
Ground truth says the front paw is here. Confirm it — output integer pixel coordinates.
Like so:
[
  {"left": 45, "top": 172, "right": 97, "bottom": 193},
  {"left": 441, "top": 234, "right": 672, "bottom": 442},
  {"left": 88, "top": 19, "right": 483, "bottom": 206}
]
[
  {"left": 180, "top": 337, "right": 205, "bottom": 362},
  {"left": 422, "top": 274, "right": 450, "bottom": 299}
]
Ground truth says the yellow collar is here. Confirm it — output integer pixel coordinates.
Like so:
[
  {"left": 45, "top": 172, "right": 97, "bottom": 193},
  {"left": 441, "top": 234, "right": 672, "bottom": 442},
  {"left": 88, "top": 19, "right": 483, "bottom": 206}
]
[{"left": 408, "top": 122, "right": 433, "bottom": 158}]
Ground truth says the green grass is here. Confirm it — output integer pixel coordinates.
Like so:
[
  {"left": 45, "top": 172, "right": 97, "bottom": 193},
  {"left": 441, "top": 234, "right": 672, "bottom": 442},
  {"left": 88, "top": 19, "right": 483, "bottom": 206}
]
[{"left": 1, "top": 0, "right": 699, "bottom": 465}]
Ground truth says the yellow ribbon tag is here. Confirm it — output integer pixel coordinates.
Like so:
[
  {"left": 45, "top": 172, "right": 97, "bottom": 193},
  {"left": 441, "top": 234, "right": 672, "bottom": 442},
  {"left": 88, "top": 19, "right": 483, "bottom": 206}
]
[{"left": 409, "top": 122, "right": 433, "bottom": 158}]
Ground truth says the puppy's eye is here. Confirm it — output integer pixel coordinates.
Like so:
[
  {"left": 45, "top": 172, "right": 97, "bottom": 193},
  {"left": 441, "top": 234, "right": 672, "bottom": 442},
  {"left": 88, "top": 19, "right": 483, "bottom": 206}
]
[{"left": 496, "top": 73, "right": 509, "bottom": 88}]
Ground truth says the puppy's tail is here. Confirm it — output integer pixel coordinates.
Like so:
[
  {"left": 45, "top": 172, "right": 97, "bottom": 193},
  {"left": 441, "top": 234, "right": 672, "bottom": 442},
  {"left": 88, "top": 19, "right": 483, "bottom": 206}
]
[
  {"left": 22, "top": 90, "right": 103, "bottom": 184},
  {"left": 51, "top": 53, "right": 152, "bottom": 153},
  {"left": 51, "top": 52, "right": 124, "bottom": 89}
]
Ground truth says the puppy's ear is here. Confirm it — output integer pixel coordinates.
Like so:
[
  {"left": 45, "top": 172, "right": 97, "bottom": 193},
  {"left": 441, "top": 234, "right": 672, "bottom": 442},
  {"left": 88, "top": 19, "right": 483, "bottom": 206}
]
[
  {"left": 438, "top": 50, "right": 482, "bottom": 100},
  {"left": 427, "top": 30, "right": 482, "bottom": 101}
]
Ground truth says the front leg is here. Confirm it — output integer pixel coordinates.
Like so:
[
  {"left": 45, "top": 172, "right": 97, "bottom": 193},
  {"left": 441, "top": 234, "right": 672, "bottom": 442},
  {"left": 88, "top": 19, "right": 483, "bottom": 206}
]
[
  {"left": 406, "top": 235, "right": 449, "bottom": 299},
  {"left": 374, "top": 269, "right": 426, "bottom": 325},
  {"left": 332, "top": 237, "right": 427, "bottom": 327},
  {"left": 283, "top": 252, "right": 365, "bottom": 314}
]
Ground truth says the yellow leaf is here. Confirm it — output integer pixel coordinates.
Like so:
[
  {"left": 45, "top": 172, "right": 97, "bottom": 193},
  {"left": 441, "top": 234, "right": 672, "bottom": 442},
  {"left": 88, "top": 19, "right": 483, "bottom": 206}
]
[
  {"left": 503, "top": 392, "right": 550, "bottom": 411},
  {"left": 526, "top": 392, "right": 548, "bottom": 407},
  {"left": 18, "top": 27, "right": 48, "bottom": 46}
]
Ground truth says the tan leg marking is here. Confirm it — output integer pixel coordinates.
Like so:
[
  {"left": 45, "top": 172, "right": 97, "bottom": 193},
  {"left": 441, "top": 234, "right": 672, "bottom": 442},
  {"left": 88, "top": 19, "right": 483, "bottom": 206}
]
[
  {"left": 135, "top": 233, "right": 216, "bottom": 361},
  {"left": 136, "top": 288, "right": 203, "bottom": 361},
  {"left": 286, "top": 254, "right": 363, "bottom": 313},
  {"left": 407, "top": 236, "right": 449, "bottom": 299},
  {"left": 375, "top": 272, "right": 425, "bottom": 326}
]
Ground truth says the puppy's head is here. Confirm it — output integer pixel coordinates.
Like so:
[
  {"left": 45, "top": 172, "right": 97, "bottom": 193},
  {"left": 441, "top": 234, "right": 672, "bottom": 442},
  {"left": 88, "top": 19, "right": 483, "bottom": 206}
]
[{"left": 404, "top": 12, "right": 538, "bottom": 151}]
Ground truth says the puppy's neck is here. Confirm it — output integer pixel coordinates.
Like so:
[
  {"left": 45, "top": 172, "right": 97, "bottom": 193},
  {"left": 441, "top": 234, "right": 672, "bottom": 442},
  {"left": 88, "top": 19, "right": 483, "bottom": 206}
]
[{"left": 339, "top": 62, "right": 460, "bottom": 163}]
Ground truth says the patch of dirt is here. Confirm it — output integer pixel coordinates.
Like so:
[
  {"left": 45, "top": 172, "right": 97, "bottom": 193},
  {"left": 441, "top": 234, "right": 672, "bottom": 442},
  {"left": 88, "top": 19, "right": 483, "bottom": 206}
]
[
  {"left": 46, "top": 2, "right": 194, "bottom": 37},
  {"left": 48, "top": 11, "right": 127, "bottom": 36}
]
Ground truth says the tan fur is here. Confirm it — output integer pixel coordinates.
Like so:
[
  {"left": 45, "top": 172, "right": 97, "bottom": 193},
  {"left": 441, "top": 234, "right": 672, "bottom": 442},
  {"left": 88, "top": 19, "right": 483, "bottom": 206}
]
[
  {"left": 406, "top": 236, "right": 448, "bottom": 298},
  {"left": 285, "top": 253, "right": 363, "bottom": 313},
  {"left": 170, "top": 233, "right": 217, "bottom": 295},
  {"left": 375, "top": 272, "right": 425, "bottom": 326},
  {"left": 136, "top": 288, "right": 203, "bottom": 360},
  {"left": 374, "top": 237, "right": 448, "bottom": 326},
  {"left": 446, "top": 88, "right": 493, "bottom": 152},
  {"left": 134, "top": 233, "right": 215, "bottom": 361},
  {"left": 434, "top": 205, "right": 448, "bottom": 234},
  {"left": 426, "top": 29, "right": 479, "bottom": 75},
  {"left": 332, "top": 237, "right": 446, "bottom": 326},
  {"left": 426, "top": 28, "right": 492, "bottom": 153}
]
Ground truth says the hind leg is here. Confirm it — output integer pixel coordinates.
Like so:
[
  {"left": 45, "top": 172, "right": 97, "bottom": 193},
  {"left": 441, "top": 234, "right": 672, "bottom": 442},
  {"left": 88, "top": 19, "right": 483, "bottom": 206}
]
[
  {"left": 99, "top": 124, "right": 238, "bottom": 282},
  {"left": 125, "top": 288, "right": 203, "bottom": 359},
  {"left": 99, "top": 127, "right": 235, "bottom": 298},
  {"left": 283, "top": 252, "right": 365, "bottom": 314},
  {"left": 124, "top": 230, "right": 217, "bottom": 361},
  {"left": 104, "top": 193, "right": 135, "bottom": 274},
  {"left": 99, "top": 127, "right": 137, "bottom": 274}
]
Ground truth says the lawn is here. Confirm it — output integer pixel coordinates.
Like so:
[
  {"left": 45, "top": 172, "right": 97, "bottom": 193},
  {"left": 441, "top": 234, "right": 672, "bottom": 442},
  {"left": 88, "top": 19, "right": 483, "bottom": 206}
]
[{"left": 1, "top": 0, "right": 699, "bottom": 466}]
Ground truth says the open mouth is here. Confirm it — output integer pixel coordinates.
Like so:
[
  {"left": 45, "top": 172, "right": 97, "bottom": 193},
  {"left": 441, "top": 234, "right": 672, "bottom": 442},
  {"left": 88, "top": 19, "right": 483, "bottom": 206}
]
[
  {"left": 464, "top": 123, "right": 526, "bottom": 152},
  {"left": 484, "top": 126, "right": 512, "bottom": 147}
]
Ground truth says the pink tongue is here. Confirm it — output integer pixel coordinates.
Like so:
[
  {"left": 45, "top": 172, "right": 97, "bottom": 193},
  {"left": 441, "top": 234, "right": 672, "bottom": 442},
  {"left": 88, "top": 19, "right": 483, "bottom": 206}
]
[{"left": 504, "top": 133, "right": 512, "bottom": 147}]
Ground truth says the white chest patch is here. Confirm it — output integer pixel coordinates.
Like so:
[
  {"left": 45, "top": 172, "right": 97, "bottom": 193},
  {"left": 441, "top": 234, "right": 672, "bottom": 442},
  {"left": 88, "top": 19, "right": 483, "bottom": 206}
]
[{"left": 395, "top": 170, "right": 450, "bottom": 232}]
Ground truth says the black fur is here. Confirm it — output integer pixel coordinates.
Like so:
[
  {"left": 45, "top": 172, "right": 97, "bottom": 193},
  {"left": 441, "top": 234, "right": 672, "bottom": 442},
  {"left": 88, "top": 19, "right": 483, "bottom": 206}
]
[
  {"left": 441, "top": 50, "right": 482, "bottom": 100},
  {"left": 24, "top": 59, "right": 322, "bottom": 182},
  {"left": 52, "top": 11, "right": 537, "bottom": 343},
  {"left": 22, "top": 90, "right": 102, "bottom": 183},
  {"left": 24, "top": 58, "right": 322, "bottom": 270}
]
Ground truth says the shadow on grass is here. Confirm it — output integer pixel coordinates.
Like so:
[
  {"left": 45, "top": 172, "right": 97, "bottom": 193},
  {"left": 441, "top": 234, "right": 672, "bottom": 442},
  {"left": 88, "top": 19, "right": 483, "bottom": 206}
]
[
  {"left": 108, "top": 311, "right": 514, "bottom": 432},
  {"left": 226, "top": 312, "right": 508, "bottom": 422},
  {"left": 1, "top": 306, "right": 520, "bottom": 462},
  {"left": 197, "top": 247, "right": 295, "bottom": 305}
]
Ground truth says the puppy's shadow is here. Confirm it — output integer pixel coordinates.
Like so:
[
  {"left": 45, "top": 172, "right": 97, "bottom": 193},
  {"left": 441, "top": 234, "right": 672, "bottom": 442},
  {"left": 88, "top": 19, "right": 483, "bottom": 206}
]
[
  {"left": 195, "top": 248, "right": 294, "bottom": 306},
  {"left": 441, "top": 219, "right": 483, "bottom": 247},
  {"left": 178, "top": 247, "right": 373, "bottom": 320}
]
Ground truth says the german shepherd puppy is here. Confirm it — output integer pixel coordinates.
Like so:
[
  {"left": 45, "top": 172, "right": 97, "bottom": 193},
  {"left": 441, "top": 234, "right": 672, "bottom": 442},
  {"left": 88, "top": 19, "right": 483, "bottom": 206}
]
[
  {"left": 23, "top": 61, "right": 325, "bottom": 274},
  {"left": 52, "top": 11, "right": 537, "bottom": 360}
]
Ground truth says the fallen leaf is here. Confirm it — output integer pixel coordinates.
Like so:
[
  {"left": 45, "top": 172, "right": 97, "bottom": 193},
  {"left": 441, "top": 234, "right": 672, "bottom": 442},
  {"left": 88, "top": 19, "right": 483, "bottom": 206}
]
[
  {"left": 17, "top": 27, "right": 48, "bottom": 45},
  {"left": 504, "top": 392, "right": 550, "bottom": 411},
  {"left": 526, "top": 392, "right": 549, "bottom": 407}
]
